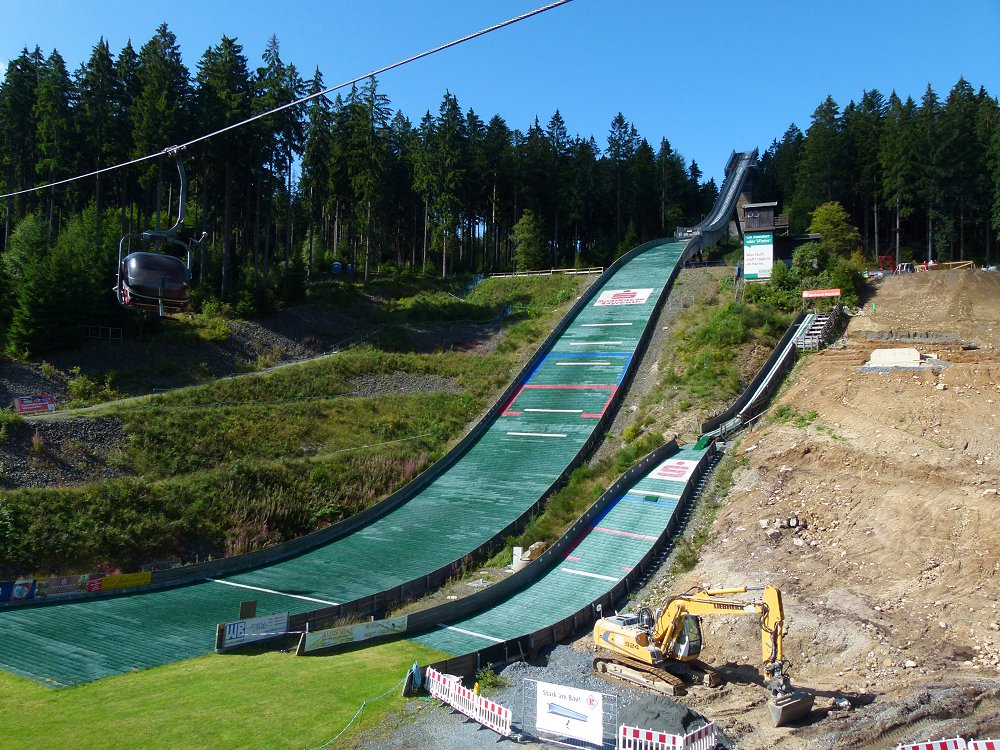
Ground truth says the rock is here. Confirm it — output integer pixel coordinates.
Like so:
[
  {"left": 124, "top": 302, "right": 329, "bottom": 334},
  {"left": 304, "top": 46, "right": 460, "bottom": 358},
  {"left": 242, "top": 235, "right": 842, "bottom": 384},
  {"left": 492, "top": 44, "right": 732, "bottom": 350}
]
[
  {"left": 793, "top": 538, "right": 805, "bottom": 547},
  {"left": 905, "top": 660, "right": 917, "bottom": 668},
  {"left": 759, "top": 519, "right": 770, "bottom": 529},
  {"left": 523, "top": 541, "right": 547, "bottom": 560},
  {"left": 766, "top": 529, "right": 782, "bottom": 541}
]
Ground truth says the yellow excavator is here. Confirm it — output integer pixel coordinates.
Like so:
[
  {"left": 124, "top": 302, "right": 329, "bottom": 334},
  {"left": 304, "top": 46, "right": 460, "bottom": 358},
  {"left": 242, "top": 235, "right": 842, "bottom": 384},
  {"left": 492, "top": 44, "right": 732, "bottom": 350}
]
[{"left": 592, "top": 585, "right": 815, "bottom": 727}]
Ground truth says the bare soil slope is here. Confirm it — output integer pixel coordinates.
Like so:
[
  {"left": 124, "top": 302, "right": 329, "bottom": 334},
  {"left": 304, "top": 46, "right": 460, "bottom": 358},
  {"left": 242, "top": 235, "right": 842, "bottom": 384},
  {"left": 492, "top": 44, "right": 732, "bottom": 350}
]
[{"left": 661, "top": 270, "right": 1000, "bottom": 747}]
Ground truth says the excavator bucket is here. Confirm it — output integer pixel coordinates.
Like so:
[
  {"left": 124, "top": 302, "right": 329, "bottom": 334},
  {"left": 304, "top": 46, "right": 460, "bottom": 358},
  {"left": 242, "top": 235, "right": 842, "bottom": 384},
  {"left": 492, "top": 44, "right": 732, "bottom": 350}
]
[{"left": 767, "top": 689, "right": 815, "bottom": 728}]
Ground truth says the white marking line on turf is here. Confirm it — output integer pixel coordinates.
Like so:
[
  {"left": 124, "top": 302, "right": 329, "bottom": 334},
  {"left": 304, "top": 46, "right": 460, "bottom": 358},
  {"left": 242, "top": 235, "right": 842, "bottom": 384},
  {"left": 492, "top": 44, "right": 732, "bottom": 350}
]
[
  {"left": 569, "top": 341, "right": 622, "bottom": 345},
  {"left": 506, "top": 431, "right": 568, "bottom": 438},
  {"left": 206, "top": 578, "right": 340, "bottom": 606},
  {"left": 629, "top": 489, "right": 682, "bottom": 499},
  {"left": 560, "top": 568, "right": 618, "bottom": 582},
  {"left": 581, "top": 323, "right": 633, "bottom": 327},
  {"left": 437, "top": 625, "right": 504, "bottom": 643},
  {"left": 555, "top": 361, "right": 610, "bottom": 366},
  {"left": 524, "top": 408, "right": 584, "bottom": 413}
]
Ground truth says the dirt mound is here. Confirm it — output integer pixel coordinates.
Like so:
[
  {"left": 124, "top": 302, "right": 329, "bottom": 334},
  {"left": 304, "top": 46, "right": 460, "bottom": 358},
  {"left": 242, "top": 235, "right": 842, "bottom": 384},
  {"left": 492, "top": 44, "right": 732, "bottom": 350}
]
[
  {"left": 851, "top": 269, "right": 1000, "bottom": 349},
  {"left": 651, "top": 268, "right": 1000, "bottom": 747}
]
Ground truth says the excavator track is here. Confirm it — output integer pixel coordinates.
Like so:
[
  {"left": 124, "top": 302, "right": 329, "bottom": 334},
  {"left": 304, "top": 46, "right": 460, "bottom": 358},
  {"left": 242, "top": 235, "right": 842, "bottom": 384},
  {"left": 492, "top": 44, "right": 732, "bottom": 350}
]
[{"left": 593, "top": 654, "right": 688, "bottom": 697}]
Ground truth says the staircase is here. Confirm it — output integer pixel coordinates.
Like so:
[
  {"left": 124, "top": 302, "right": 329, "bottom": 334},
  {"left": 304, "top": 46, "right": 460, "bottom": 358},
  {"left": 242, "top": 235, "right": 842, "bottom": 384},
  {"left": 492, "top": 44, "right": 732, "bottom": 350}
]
[{"left": 795, "top": 305, "right": 841, "bottom": 351}]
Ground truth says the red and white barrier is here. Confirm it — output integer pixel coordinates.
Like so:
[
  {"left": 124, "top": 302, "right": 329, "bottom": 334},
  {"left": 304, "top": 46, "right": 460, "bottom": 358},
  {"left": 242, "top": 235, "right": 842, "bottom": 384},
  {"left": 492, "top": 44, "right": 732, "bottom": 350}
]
[
  {"left": 618, "top": 722, "right": 715, "bottom": 750},
  {"left": 425, "top": 666, "right": 458, "bottom": 702},
  {"left": 618, "top": 725, "right": 683, "bottom": 749},
  {"left": 897, "top": 739, "right": 967, "bottom": 750},
  {"left": 424, "top": 667, "right": 512, "bottom": 738},
  {"left": 477, "top": 696, "right": 512, "bottom": 737},
  {"left": 968, "top": 742, "right": 999, "bottom": 750},
  {"left": 683, "top": 722, "right": 716, "bottom": 750}
]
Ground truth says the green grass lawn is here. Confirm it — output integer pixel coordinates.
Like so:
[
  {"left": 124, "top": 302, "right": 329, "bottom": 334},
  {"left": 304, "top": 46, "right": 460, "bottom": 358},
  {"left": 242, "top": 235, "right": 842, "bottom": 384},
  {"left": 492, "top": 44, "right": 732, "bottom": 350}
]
[{"left": 0, "top": 640, "right": 446, "bottom": 750}]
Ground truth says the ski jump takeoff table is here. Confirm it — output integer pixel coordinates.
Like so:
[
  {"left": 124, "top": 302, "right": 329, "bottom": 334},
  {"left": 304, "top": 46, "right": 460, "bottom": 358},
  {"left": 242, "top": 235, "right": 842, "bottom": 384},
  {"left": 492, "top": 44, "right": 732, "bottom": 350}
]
[{"left": 0, "top": 241, "right": 686, "bottom": 687}]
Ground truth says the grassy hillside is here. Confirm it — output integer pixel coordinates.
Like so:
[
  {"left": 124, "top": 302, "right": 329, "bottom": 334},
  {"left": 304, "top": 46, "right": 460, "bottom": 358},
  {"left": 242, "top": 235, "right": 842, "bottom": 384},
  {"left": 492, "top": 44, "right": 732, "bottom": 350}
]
[{"left": 0, "top": 273, "right": 591, "bottom": 575}]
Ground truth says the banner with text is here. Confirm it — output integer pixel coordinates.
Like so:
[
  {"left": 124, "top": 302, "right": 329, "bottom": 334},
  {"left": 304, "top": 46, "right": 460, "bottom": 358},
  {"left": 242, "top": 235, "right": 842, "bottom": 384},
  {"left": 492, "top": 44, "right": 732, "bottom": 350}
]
[
  {"left": 218, "top": 612, "right": 289, "bottom": 651},
  {"left": 299, "top": 615, "right": 409, "bottom": 654},
  {"left": 594, "top": 288, "right": 654, "bottom": 306},
  {"left": 743, "top": 231, "right": 774, "bottom": 280},
  {"left": 535, "top": 680, "right": 603, "bottom": 746}
]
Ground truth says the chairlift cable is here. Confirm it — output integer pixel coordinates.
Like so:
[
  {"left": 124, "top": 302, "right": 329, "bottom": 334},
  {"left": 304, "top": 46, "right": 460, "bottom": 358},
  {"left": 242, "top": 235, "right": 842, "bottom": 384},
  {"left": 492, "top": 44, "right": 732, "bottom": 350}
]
[{"left": 0, "top": 0, "right": 573, "bottom": 200}]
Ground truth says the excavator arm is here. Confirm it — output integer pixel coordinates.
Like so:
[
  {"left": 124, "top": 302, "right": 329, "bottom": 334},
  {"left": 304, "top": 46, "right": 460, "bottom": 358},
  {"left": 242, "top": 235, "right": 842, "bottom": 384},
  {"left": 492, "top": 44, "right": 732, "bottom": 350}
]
[{"left": 651, "top": 586, "right": 784, "bottom": 667}]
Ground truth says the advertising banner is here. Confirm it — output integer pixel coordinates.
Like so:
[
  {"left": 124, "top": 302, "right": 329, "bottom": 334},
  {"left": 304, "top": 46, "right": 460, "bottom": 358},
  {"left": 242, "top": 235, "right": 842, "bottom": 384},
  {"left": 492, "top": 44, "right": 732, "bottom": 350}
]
[
  {"left": 39, "top": 575, "right": 90, "bottom": 598},
  {"left": 100, "top": 572, "right": 153, "bottom": 591},
  {"left": 743, "top": 231, "right": 774, "bottom": 280},
  {"left": 219, "top": 611, "right": 289, "bottom": 651},
  {"left": 802, "top": 288, "right": 842, "bottom": 299},
  {"left": 535, "top": 680, "right": 603, "bottom": 746},
  {"left": 11, "top": 394, "right": 56, "bottom": 415},
  {"left": 651, "top": 458, "right": 698, "bottom": 483},
  {"left": 87, "top": 577, "right": 104, "bottom": 593},
  {"left": 300, "top": 615, "right": 408, "bottom": 654},
  {"left": 0, "top": 579, "right": 37, "bottom": 603},
  {"left": 594, "top": 288, "right": 654, "bottom": 307}
]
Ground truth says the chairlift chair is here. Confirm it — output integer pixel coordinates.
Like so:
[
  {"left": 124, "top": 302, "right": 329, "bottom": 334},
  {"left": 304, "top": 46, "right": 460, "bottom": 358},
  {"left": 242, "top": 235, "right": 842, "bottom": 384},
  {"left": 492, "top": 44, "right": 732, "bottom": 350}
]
[{"left": 115, "top": 151, "right": 205, "bottom": 316}]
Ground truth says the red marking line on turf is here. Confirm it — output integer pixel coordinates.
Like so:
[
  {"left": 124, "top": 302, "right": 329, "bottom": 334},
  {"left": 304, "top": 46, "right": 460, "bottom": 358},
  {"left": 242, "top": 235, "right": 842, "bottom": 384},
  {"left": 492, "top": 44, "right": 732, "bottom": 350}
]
[{"left": 593, "top": 526, "right": 658, "bottom": 541}]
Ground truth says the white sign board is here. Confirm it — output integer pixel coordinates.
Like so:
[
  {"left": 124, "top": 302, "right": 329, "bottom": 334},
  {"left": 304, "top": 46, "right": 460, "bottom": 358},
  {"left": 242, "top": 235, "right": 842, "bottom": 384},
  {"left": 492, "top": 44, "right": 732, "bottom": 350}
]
[
  {"left": 219, "top": 611, "right": 289, "bottom": 650},
  {"left": 651, "top": 458, "right": 698, "bottom": 484},
  {"left": 743, "top": 231, "right": 774, "bottom": 280},
  {"left": 301, "top": 615, "right": 408, "bottom": 653},
  {"left": 594, "top": 288, "right": 654, "bottom": 306},
  {"left": 535, "top": 680, "right": 603, "bottom": 745}
]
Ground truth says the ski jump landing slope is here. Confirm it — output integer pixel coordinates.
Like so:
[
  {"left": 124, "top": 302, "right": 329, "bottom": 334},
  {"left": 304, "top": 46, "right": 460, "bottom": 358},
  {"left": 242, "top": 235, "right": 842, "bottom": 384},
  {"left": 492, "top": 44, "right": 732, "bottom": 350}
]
[{"left": 0, "top": 241, "right": 688, "bottom": 687}]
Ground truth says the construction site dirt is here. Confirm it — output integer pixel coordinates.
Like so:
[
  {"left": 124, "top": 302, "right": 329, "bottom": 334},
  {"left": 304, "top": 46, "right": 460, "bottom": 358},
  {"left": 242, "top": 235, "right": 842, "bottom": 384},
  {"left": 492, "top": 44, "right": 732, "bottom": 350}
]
[{"left": 640, "top": 269, "right": 1000, "bottom": 748}]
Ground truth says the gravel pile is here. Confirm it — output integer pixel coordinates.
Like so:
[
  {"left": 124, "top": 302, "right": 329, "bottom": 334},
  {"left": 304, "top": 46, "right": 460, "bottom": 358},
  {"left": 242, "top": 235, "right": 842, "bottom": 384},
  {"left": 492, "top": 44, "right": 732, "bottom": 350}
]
[
  {"left": 0, "top": 416, "right": 128, "bottom": 489},
  {"left": 0, "top": 363, "right": 67, "bottom": 407},
  {"left": 348, "top": 373, "right": 464, "bottom": 398},
  {"left": 357, "top": 644, "right": 730, "bottom": 750}
]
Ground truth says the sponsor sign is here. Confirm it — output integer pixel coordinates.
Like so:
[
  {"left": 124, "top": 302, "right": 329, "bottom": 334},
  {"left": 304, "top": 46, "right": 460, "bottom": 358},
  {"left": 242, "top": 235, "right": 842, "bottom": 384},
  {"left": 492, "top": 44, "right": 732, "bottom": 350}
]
[
  {"left": 39, "top": 575, "right": 90, "bottom": 598},
  {"left": 100, "top": 571, "right": 153, "bottom": 591},
  {"left": 0, "top": 578, "right": 37, "bottom": 603},
  {"left": 651, "top": 458, "right": 698, "bottom": 483},
  {"left": 87, "top": 577, "right": 104, "bottom": 593},
  {"left": 594, "top": 288, "right": 654, "bottom": 307},
  {"left": 802, "top": 288, "right": 842, "bottom": 299},
  {"left": 301, "top": 615, "right": 409, "bottom": 654},
  {"left": 219, "top": 611, "right": 289, "bottom": 651},
  {"left": 535, "top": 680, "right": 603, "bottom": 745},
  {"left": 11, "top": 394, "right": 56, "bottom": 415},
  {"left": 743, "top": 231, "right": 774, "bottom": 279}
]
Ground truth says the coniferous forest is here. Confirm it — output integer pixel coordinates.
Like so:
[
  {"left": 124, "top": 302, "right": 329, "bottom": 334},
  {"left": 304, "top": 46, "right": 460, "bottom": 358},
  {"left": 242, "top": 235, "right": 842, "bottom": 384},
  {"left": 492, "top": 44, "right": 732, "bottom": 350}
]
[{"left": 1, "top": 24, "right": 998, "bottom": 356}]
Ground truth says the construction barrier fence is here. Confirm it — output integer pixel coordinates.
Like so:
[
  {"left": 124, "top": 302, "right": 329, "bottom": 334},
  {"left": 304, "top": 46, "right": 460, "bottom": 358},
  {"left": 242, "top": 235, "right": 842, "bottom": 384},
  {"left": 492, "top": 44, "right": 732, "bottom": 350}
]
[
  {"left": 617, "top": 722, "right": 716, "bottom": 750},
  {"left": 897, "top": 739, "right": 988, "bottom": 750},
  {"left": 425, "top": 667, "right": 512, "bottom": 738}
]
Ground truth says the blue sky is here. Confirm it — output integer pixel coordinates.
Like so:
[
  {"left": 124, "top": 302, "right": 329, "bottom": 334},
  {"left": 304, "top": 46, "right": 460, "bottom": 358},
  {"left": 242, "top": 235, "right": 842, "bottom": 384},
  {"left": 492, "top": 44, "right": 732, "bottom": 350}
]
[{"left": 2, "top": 0, "right": 998, "bottom": 184}]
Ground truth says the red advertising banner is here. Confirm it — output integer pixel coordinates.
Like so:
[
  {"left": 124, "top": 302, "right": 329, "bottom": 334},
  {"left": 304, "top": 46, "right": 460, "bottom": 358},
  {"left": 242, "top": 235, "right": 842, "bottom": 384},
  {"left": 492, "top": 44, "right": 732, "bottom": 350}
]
[
  {"left": 11, "top": 394, "right": 56, "bottom": 414},
  {"left": 801, "top": 288, "right": 841, "bottom": 299},
  {"left": 86, "top": 577, "right": 104, "bottom": 593}
]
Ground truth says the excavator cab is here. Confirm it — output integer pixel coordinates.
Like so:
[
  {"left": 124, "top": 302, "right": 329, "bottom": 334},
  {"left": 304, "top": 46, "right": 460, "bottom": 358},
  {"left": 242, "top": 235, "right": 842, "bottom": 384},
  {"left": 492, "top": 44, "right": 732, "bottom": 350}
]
[{"left": 667, "top": 615, "right": 703, "bottom": 660}]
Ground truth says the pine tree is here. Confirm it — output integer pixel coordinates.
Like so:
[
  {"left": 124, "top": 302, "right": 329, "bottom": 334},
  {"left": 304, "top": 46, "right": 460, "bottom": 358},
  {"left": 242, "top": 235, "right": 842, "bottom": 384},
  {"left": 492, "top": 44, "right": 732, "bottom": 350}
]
[
  {"left": 34, "top": 50, "right": 76, "bottom": 239},
  {"left": 432, "top": 91, "right": 465, "bottom": 278},
  {"left": 196, "top": 35, "right": 255, "bottom": 300},
  {"left": 606, "top": 112, "right": 638, "bottom": 241},
  {"left": 879, "top": 93, "right": 919, "bottom": 265},
  {"left": 791, "top": 96, "right": 845, "bottom": 229}
]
